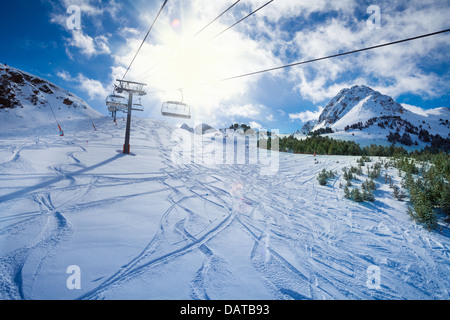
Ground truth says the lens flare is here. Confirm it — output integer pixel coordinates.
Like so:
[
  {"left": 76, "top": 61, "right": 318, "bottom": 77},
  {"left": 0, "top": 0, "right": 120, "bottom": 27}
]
[{"left": 171, "top": 19, "right": 181, "bottom": 29}]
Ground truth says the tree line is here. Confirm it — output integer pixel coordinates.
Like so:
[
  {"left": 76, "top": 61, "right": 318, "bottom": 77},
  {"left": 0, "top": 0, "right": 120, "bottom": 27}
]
[
  {"left": 272, "top": 135, "right": 410, "bottom": 157},
  {"left": 261, "top": 134, "right": 449, "bottom": 157}
]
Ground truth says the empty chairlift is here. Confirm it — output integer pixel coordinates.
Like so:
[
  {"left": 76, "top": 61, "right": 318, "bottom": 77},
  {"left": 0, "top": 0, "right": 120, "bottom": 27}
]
[
  {"left": 161, "top": 90, "right": 191, "bottom": 119},
  {"left": 161, "top": 101, "right": 191, "bottom": 119},
  {"left": 106, "top": 94, "right": 128, "bottom": 112},
  {"left": 132, "top": 98, "right": 144, "bottom": 112}
]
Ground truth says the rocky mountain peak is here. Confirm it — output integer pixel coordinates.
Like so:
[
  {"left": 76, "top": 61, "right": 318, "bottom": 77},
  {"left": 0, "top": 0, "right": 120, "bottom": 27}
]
[{"left": 315, "top": 85, "right": 405, "bottom": 129}]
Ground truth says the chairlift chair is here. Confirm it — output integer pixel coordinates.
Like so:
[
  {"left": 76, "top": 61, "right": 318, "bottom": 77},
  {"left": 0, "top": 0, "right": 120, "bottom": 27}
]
[
  {"left": 161, "top": 101, "right": 191, "bottom": 119},
  {"left": 106, "top": 94, "right": 128, "bottom": 110},
  {"left": 132, "top": 98, "right": 144, "bottom": 112},
  {"left": 161, "top": 90, "right": 191, "bottom": 119},
  {"left": 107, "top": 106, "right": 117, "bottom": 113}
]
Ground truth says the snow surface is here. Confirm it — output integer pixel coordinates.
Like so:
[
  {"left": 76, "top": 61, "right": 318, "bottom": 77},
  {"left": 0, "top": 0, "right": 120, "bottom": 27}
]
[
  {"left": 0, "top": 117, "right": 449, "bottom": 300},
  {"left": 0, "top": 64, "right": 102, "bottom": 131}
]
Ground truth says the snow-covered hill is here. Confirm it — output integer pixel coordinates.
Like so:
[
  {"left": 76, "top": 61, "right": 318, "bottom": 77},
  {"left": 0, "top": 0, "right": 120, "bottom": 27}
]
[
  {"left": 314, "top": 85, "right": 405, "bottom": 131},
  {"left": 0, "top": 64, "right": 101, "bottom": 131},
  {"left": 303, "top": 85, "right": 449, "bottom": 150},
  {"left": 294, "top": 120, "right": 317, "bottom": 136},
  {"left": 0, "top": 116, "right": 449, "bottom": 300},
  {"left": 181, "top": 123, "right": 216, "bottom": 134}
]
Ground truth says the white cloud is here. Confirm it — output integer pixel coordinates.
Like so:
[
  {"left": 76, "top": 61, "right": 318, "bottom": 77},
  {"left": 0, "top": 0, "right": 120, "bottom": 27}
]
[
  {"left": 239, "top": 0, "right": 356, "bottom": 23},
  {"left": 284, "top": 1, "right": 450, "bottom": 103},
  {"left": 67, "top": 31, "right": 96, "bottom": 56},
  {"left": 277, "top": 109, "right": 286, "bottom": 117},
  {"left": 65, "top": 31, "right": 111, "bottom": 58},
  {"left": 56, "top": 70, "right": 72, "bottom": 81},
  {"left": 57, "top": 71, "right": 108, "bottom": 100},
  {"left": 289, "top": 106, "right": 324, "bottom": 123},
  {"left": 94, "top": 35, "right": 111, "bottom": 54},
  {"left": 49, "top": 0, "right": 117, "bottom": 58},
  {"left": 50, "top": 0, "right": 122, "bottom": 24},
  {"left": 77, "top": 75, "right": 109, "bottom": 100},
  {"left": 226, "top": 104, "right": 265, "bottom": 118},
  {"left": 118, "top": 27, "right": 141, "bottom": 38}
]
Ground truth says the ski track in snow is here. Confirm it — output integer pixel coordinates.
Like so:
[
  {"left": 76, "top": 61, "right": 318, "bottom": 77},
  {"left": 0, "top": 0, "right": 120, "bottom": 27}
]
[{"left": 0, "top": 117, "right": 449, "bottom": 300}]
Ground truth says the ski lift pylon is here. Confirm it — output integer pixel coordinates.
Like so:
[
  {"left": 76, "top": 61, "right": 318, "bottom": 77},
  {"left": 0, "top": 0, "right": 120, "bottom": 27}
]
[{"left": 161, "top": 90, "right": 191, "bottom": 119}]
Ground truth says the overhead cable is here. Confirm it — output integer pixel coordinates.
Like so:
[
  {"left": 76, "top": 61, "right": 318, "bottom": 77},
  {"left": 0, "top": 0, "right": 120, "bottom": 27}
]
[{"left": 122, "top": 0, "right": 169, "bottom": 80}]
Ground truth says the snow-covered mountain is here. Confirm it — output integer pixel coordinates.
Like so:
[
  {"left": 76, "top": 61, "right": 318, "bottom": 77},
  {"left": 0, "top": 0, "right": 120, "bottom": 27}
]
[
  {"left": 306, "top": 85, "right": 449, "bottom": 150},
  {"left": 0, "top": 63, "right": 101, "bottom": 130},
  {"left": 295, "top": 119, "right": 317, "bottom": 135},
  {"left": 314, "top": 85, "right": 405, "bottom": 131},
  {"left": 180, "top": 123, "right": 216, "bottom": 134}
]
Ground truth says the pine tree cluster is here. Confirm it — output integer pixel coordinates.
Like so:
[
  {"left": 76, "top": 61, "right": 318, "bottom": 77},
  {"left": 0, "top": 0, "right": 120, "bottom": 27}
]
[
  {"left": 342, "top": 157, "right": 381, "bottom": 203},
  {"left": 393, "top": 152, "right": 450, "bottom": 230},
  {"left": 317, "top": 168, "right": 336, "bottom": 186}
]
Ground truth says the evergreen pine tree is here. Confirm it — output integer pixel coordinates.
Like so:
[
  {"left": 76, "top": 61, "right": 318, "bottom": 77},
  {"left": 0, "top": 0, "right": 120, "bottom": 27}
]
[
  {"left": 368, "top": 179, "right": 376, "bottom": 191},
  {"left": 389, "top": 178, "right": 394, "bottom": 189},
  {"left": 344, "top": 185, "right": 351, "bottom": 199},
  {"left": 392, "top": 185, "right": 406, "bottom": 201},
  {"left": 362, "top": 189, "right": 369, "bottom": 201},
  {"left": 439, "top": 186, "right": 450, "bottom": 215},
  {"left": 352, "top": 188, "right": 364, "bottom": 202},
  {"left": 317, "top": 168, "right": 328, "bottom": 185},
  {"left": 413, "top": 191, "right": 436, "bottom": 230}
]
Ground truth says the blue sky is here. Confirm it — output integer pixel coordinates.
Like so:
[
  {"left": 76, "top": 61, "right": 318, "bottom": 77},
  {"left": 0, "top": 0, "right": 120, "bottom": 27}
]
[{"left": 1, "top": 0, "right": 449, "bottom": 133}]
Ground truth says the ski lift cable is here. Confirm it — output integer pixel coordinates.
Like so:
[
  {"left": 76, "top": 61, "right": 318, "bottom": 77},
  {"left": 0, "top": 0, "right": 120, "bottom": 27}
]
[
  {"left": 39, "top": 93, "right": 65, "bottom": 135},
  {"left": 145, "top": 28, "right": 450, "bottom": 94},
  {"left": 41, "top": 91, "right": 97, "bottom": 133},
  {"left": 38, "top": 92, "right": 58, "bottom": 123},
  {"left": 216, "top": 28, "right": 450, "bottom": 83},
  {"left": 133, "top": 0, "right": 246, "bottom": 82},
  {"left": 208, "top": 0, "right": 274, "bottom": 42},
  {"left": 137, "top": 0, "right": 276, "bottom": 84},
  {"left": 121, "top": 0, "right": 169, "bottom": 81},
  {"left": 193, "top": 0, "right": 242, "bottom": 37}
]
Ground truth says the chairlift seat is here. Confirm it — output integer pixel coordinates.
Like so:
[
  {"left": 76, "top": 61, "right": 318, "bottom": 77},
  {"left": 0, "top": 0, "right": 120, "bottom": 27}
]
[
  {"left": 132, "top": 104, "right": 144, "bottom": 112},
  {"left": 106, "top": 94, "right": 128, "bottom": 109},
  {"left": 161, "top": 101, "right": 191, "bottom": 119}
]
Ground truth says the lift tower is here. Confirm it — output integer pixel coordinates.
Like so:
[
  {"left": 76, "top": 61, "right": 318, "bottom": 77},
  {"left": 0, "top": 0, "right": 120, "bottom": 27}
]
[{"left": 114, "top": 79, "right": 147, "bottom": 154}]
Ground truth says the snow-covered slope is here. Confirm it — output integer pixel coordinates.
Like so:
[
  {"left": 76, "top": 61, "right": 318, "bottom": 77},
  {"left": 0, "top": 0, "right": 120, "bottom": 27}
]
[
  {"left": 0, "top": 64, "right": 101, "bottom": 131},
  {"left": 180, "top": 123, "right": 217, "bottom": 134},
  {"left": 0, "top": 117, "right": 449, "bottom": 300}
]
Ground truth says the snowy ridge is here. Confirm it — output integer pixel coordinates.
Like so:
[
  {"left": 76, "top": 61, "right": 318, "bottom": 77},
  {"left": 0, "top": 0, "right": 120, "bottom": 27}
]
[
  {"left": 295, "top": 120, "right": 317, "bottom": 135},
  {"left": 303, "top": 85, "right": 449, "bottom": 150},
  {"left": 314, "top": 85, "right": 405, "bottom": 131},
  {"left": 0, "top": 64, "right": 101, "bottom": 131}
]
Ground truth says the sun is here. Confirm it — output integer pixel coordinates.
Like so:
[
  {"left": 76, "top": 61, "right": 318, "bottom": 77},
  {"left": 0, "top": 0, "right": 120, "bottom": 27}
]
[
  {"left": 130, "top": 11, "right": 257, "bottom": 122},
  {"left": 149, "top": 23, "right": 237, "bottom": 107}
]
